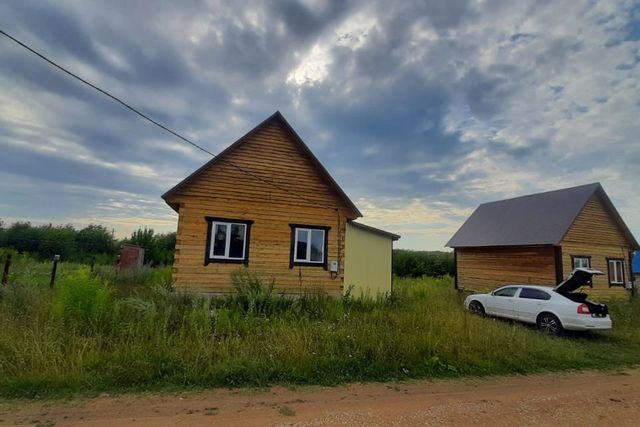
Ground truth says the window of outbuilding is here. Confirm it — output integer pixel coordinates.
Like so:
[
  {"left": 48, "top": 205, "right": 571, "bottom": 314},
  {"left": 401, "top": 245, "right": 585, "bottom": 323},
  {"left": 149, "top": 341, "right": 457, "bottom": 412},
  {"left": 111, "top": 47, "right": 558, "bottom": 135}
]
[
  {"left": 571, "top": 255, "right": 593, "bottom": 286},
  {"left": 572, "top": 255, "right": 591, "bottom": 269},
  {"left": 289, "top": 224, "right": 330, "bottom": 269},
  {"left": 607, "top": 258, "right": 625, "bottom": 286},
  {"left": 205, "top": 217, "right": 253, "bottom": 265}
]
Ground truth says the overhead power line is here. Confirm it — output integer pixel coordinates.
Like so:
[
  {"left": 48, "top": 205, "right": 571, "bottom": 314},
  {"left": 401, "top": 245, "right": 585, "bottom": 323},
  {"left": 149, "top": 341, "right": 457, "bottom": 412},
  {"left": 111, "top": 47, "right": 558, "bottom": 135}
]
[
  {"left": 0, "top": 29, "right": 338, "bottom": 212},
  {"left": 0, "top": 29, "right": 215, "bottom": 157}
]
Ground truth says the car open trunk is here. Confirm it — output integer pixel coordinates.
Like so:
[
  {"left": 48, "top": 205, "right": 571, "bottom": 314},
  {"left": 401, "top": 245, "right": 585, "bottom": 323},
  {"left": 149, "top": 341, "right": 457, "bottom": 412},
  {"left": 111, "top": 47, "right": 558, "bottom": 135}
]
[{"left": 554, "top": 268, "right": 609, "bottom": 316}]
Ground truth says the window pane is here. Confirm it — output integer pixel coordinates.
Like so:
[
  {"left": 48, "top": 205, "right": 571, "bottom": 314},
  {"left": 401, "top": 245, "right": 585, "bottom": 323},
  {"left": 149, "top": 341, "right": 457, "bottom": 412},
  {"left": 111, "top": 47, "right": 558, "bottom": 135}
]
[
  {"left": 573, "top": 257, "right": 590, "bottom": 269},
  {"left": 229, "top": 224, "right": 246, "bottom": 259},
  {"left": 519, "top": 288, "right": 551, "bottom": 300},
  {"left": 616, "top": 261, "right": 623, "bottom": 283},
  {"left": 609, "top": 261, "right": 615, "bottom": 283},
  {"left": 310, "top": 229, "right": 324, "bottom": 262},
  {"left": 213, "top": 224, "right": 227, "bottom": 256},
  {"left": 296, "top": 229, "right": 308, "bottom": 260},
  {"left": 494, "top": 287, "right": 517, "bottom": 297}
]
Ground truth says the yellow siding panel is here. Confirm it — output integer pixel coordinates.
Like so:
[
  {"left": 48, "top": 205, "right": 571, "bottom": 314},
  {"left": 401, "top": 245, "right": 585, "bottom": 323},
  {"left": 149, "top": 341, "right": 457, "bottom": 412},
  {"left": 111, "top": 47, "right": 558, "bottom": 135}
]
[{"left": 344, "top": 223, "right": 393, "bottom": 298}]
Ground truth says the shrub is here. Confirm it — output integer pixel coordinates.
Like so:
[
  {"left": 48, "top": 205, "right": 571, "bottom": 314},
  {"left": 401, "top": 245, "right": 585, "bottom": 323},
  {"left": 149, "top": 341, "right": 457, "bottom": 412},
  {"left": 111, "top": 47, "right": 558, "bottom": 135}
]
[
  {"left": 229, "top": 268, "right": 279, "bottom": 316},
  {"left": 52, "top": 268, "right": 111, "bottom": 332},
  {"left": 1, "top": 270, "right": 640, "bottom": 398}
]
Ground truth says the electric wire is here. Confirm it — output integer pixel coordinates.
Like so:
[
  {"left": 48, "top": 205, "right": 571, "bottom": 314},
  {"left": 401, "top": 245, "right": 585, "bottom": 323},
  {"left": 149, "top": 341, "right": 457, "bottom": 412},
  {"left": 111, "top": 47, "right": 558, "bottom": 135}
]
[{"left": 0, "top": 29, "right": 341, "bottom": 213}]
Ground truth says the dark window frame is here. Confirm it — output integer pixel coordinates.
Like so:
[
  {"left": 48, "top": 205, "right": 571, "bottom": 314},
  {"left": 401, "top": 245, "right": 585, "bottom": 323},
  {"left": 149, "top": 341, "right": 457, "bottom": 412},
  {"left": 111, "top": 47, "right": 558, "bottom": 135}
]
[
  {"left": 289, "top": 224, "right": 330, "bottom": 269},
  {"left": 606, "top": 257, "right": 626, "bottom": 287},
  {"left": 204, "top": 217, "right": 254, "bottom": 266},
  {"left": 518, "top": 287, "right": 552, "bottom": 300},
  {"left": 571, "top": 255, "right": 593, "bottom": 287}
]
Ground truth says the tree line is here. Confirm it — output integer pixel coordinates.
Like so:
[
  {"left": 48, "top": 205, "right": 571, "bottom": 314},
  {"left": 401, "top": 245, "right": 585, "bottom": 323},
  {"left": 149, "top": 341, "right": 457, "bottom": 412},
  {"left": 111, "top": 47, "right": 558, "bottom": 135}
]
[
  {"left": 0, "top": 220, "right": 454, "bottom": 276},
  {"left": 393, "top": 249, "right": 455, "bottom": 277},
  {"left": 0, "top": 220, "right": 175, "bottom": 266}
]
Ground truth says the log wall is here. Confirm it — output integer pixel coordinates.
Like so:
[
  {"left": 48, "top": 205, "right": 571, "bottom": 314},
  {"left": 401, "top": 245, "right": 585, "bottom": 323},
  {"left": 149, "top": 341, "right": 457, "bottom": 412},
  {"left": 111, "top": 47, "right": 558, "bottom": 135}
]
[{"left": 165, "top": 121, "right": 353, "bottom": 295}]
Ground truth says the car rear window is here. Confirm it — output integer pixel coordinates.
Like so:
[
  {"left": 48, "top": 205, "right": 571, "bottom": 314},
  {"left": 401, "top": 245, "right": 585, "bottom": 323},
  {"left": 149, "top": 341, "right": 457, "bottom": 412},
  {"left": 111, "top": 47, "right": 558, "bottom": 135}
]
[{"left": 519, "top": 288, "right": 551, "bottom": 300}]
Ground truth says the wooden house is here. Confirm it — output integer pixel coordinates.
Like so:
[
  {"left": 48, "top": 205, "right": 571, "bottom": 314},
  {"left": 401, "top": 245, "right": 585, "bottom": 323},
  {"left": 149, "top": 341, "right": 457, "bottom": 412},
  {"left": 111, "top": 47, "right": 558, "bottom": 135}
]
[
  {"left": 447, "top": 183, "right": 638, "bottom": 297},
  {"left": 162, "top": 111, "right": 399, "bottom": 296}
]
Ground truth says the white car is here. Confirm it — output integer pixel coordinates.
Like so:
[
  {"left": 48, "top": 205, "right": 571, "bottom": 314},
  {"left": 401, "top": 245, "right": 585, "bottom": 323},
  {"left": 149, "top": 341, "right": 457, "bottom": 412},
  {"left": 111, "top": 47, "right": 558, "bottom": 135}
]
[{"left": 464, "top": 268, "right": 611, "bottom": 335}]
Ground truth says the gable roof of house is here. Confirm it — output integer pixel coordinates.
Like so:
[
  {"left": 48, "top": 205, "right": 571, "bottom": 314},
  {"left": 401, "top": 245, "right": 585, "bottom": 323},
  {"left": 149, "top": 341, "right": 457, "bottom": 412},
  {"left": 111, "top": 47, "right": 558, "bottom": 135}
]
[
  {"left": 162, "top": 111, "right": 362, "bottom": 218},
  {"left": 446, "top": 183, "right": 639, "bottom": 249}
]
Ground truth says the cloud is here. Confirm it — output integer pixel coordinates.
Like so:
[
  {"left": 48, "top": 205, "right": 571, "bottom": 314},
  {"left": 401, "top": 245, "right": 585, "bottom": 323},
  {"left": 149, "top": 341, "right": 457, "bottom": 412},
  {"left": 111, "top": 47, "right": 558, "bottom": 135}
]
[{"left": 0, "top": 0, "right": 638, "bottom": 250}]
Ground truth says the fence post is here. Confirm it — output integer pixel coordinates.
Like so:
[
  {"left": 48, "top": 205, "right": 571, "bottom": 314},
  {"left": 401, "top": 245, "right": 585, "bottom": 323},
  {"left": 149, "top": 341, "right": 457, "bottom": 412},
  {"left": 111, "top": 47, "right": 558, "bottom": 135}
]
[
  {"left": 90, "top": 256, "right": 96, "bottom": 274},
  {"left": 50, "top": 254, "right": 60, "bottom": 289},
  {"left": 1, "top": 254, "right": 11, "bottom": 286}
]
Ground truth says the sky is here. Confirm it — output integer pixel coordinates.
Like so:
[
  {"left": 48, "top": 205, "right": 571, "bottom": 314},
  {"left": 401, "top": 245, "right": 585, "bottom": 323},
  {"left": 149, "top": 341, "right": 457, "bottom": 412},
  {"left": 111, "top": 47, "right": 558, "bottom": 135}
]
[{"left": 0, "top": 0, "right": 639, "bottom": 251}]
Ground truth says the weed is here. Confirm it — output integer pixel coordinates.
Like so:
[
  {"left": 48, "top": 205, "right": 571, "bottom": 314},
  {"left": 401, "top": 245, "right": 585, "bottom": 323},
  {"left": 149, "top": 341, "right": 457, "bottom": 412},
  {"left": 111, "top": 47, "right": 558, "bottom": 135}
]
[
  {"left": 0, "top": 268, "right": 639, "bottom": 399},
  {"left": 279, "top": 406, "right": 296, "bottom": 416}
]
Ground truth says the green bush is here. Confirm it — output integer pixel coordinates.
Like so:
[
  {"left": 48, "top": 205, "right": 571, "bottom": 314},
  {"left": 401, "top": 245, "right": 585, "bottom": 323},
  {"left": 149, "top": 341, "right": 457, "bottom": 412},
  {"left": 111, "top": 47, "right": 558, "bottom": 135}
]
[
  {"left": 52, "top": 268, "right": 111, "bottom": 332},
  {"left": 1, "top": 270, "right": 640, "bottom": 398}
]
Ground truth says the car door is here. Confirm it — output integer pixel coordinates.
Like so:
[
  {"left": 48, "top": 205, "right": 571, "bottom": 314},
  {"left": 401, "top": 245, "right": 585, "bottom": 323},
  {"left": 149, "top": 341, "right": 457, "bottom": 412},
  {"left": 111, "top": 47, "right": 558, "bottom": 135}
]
[
  {"left": 515, "top": 288, "right": 552, "bottom": 323},
  {"left": 485, "top": 286, "right": 519, "bottom": 318}
]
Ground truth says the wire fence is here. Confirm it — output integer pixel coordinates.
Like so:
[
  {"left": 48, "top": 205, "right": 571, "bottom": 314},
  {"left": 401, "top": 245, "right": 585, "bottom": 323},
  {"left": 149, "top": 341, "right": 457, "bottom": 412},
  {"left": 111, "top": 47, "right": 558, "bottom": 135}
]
[{"left": 0, "top": 251, "right": 115, "bottom": 288}]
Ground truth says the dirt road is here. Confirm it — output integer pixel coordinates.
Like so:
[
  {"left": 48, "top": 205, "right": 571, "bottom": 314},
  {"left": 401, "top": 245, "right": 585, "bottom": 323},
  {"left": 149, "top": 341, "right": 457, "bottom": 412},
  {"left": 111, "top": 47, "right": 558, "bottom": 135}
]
[{"left": 1, "top": 369, "right": 639, "bottom": 426}]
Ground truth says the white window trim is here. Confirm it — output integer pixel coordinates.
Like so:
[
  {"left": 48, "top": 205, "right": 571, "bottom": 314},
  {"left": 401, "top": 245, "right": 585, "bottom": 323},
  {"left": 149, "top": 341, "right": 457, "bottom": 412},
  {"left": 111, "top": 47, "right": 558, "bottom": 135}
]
[
  {"left": 210, "top": 221, "right": 247, "bottom": 260},
  {"left": 608, "top": 259, "right": 625, "bottom": 285},
  {"left": 294, "top": 228, "right": 325, "bottom": 263},
  {"left": 573, "top": 256, "right": 591, "bottom": 269}
]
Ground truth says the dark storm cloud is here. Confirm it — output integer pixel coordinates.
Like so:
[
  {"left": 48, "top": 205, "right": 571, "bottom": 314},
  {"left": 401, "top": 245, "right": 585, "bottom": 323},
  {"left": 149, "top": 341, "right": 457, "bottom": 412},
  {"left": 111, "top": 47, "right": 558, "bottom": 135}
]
[
  {"left": 0, "top": 0, "right": 638, "bottom": 247},
  {"left": 275, "top": 0, "right": 351, "bottom": 37},
  {"left": 0, "top": 142, "right": 163, "bottom": 196}
]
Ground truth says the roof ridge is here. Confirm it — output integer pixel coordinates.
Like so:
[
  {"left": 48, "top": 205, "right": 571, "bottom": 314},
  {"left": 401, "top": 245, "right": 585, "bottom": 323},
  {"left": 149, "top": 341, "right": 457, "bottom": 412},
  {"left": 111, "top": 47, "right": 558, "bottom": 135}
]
[
  {"left": 446, "top": 182, "right": 610, "bottom": 248},
  {"left": 478, "top": 182, "right": 600, "bottom": 207}
]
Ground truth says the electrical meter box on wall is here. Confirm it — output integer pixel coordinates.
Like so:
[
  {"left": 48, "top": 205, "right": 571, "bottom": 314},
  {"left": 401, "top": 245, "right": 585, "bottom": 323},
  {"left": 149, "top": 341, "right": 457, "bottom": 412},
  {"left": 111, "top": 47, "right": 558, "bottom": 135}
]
[{"left": 329, "top": 260, "right": 339, "bottom": 272}]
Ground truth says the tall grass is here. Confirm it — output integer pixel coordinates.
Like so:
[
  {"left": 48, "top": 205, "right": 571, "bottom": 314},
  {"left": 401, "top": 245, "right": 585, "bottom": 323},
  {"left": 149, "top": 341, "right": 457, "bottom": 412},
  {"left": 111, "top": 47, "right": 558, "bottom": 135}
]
[{"left": 0, "top": 271, "right": 639, "bottom": 398}]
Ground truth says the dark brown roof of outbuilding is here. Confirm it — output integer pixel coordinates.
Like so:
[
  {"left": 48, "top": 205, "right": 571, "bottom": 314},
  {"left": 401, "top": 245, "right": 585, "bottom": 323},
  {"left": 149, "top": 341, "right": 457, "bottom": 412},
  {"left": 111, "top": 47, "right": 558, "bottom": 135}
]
[
  {"left": 446, "top": 183, "right": 639, "bottom": 249},
  {"left": 162, "top": 111, "right": 362, "bottom": 218}
]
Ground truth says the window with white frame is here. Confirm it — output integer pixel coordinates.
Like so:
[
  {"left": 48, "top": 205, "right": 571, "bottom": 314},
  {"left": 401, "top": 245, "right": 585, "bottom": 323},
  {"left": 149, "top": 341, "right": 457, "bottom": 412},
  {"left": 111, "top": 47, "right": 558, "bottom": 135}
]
[
  {"left": 290, "top": 225, "right": 328, "bottom": 267},
  {"left": 205, "top": 217, "right": 253, "bottom": 265},
  {"left": 572, "top": 256, "right": 591, "bottom": 269},
  {"left": 608, "top": 259, "right": 625, "bottom": 286}
]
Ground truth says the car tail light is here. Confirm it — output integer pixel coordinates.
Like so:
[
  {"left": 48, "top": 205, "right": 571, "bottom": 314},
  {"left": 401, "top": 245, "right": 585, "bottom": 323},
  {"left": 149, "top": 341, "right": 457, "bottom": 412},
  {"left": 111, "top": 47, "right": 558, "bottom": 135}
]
[{"left": 577, "top": 304, "right": 590, "bottom": 315}]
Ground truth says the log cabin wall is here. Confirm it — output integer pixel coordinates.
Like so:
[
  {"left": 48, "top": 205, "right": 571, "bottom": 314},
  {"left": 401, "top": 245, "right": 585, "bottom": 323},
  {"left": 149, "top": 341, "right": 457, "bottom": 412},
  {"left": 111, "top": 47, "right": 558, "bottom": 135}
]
[
  {"left": 456, "top": 246, "right": 557, "bottom": 291},
  {"left": 166, "top": 120, "right": 354, "bottom": 295},
  {"left": 560, "top": 194, "right": 632, "bottom": 297}
]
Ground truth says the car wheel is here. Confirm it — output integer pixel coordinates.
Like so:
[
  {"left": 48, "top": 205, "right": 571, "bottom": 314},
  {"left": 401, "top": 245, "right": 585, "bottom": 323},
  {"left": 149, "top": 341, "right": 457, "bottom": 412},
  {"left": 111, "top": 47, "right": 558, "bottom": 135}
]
[
  {"left": 537, "top": 313, "right": 563, "bottom": 336},
  {"left": 468, "top": 301, "right": 485, "bottom": 316}
]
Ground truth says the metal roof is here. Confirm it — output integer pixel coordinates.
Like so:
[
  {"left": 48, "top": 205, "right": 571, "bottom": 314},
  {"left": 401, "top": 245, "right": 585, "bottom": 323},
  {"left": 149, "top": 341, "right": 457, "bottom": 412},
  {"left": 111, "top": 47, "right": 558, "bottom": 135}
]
[
  {"left": 447, "top": 183, "right": 639, "bottom": 249},
  {"left": 348, "top": 221, "right": 401, "bottom": 241}
]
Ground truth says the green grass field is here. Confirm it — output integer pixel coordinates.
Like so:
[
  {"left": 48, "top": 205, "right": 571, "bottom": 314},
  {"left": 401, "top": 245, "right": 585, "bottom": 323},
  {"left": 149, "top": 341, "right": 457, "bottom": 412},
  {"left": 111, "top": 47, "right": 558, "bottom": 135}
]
[{"left": 0, "top": 258, "right": 639, "bottom": 399}]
